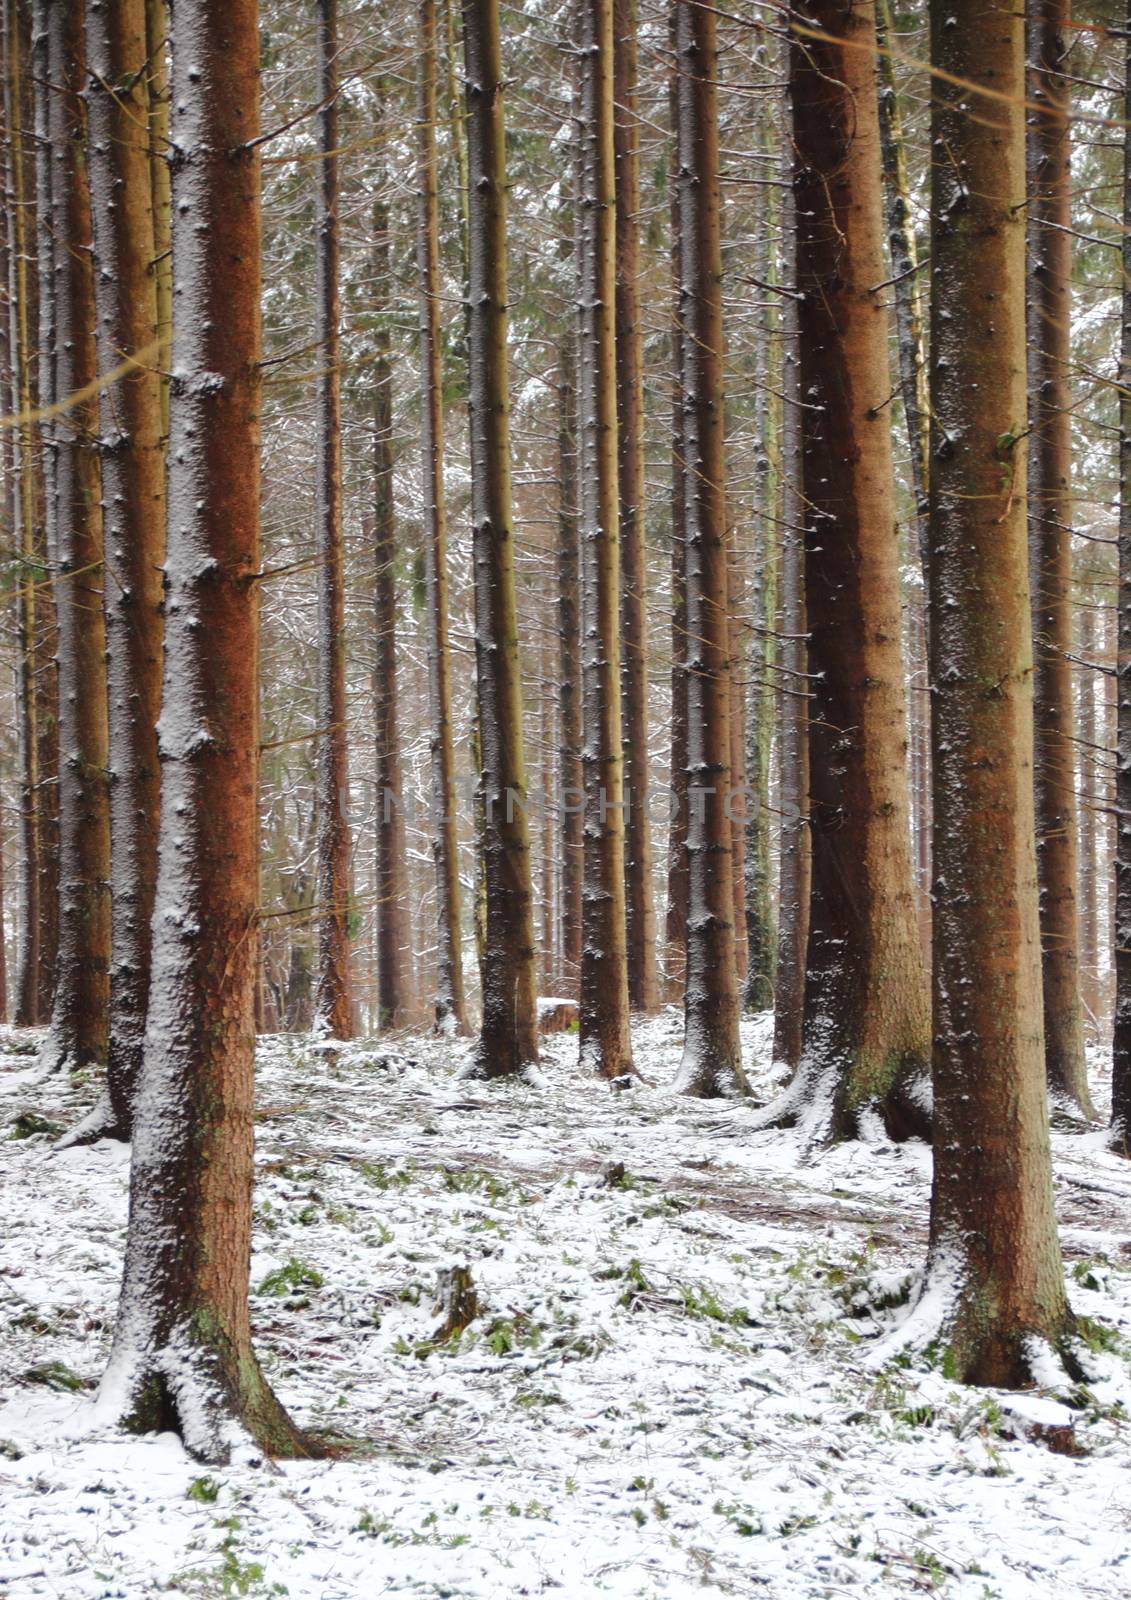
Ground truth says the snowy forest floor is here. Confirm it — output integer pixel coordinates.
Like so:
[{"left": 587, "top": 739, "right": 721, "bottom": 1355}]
[{"left": 1, "top": 1015, "right": 1131, "bottom": 1600}]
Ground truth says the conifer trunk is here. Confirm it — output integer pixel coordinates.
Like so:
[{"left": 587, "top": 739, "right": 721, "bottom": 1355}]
[
  {"left": 613, "top": 0, "right": 657, "bottom": 1014},
  {"left": 372, "top": 194, "right": 407, "bottom": 1032},
  {"left": 771, "top": 66, "right": 809, "bottom": 1073},
  {"left": 83, "top": 0, "right": 165, "bottom": 1135},
  {"left": 664, "top": 39, "right": 689, "bottom": 991},
  {"left": 672, "top": 0, "right": 747, "bottom": 1098},
  {"left": 557, "top": 336, "right": 583, "bottom": 994},
  {"left": 577, "top": 0, "right": 634, "bottom": 1080},
  {"left": 762, "top": 0, "right": 929, "bottom": 1142},
  {"left": 38, "top": 0, "right": 111, "bottom": 1076},
  {"left": 3, "top": 0, "right": 40, "bottom": 1026},
  {"left": 417, "top": 0, "right": 468, "bottom": 1035},
  {"left": 312, "top": 0, "right": 354, "bottom": 1041},
  {"left": 1112, "top": 0, "right": 1131, "bottom": 1156},
  {"left": 145, "top": 0, "right": 170, "bottom": 432},
  {"left": 100, "top": 0, "right": 312, "bottom": 1460},
  {"left": 915, "top": 0, "right": 1073, "bottom": 1378},
  {"left": 460, "top": 0, "right": 539, "bottom": 1076},
  {"left": 1027, "top": 0, "right": 1092, "bottom": 1117}
]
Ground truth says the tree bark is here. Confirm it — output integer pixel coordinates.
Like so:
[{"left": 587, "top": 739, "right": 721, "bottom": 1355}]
[
  {"left": 1027, "top": 0, "right": 1092, "bottom": 1118},
  {"left": 3, "top": 0, "right": 40, "bottom": 1026},
  {"left": 100, "top": 0, "right": 313, "bottom": 1460},
  {"left": 771, "top": 61, "right": 809, "bottom": 1073},
  {"left": 664, "top": 36, "right": 689, "bottom": 992},
  {"left": 576, "top": 0, "right": 634, "bottom": 1080},
  {"left": 145, "top": 0, "right": 170, "bottom": 434},
  {"left": 1112, "top": 0, "right": 1131, "bottom": 1156},
  {"left": 372, "top": 193, "right": 408, "bottom": 1032},
  {"left": 418, "top": 0, "right": 468, "bottom": 1036},
  {"left": 671, "top": 0, "right": 747, "bottom": 1098},
  {"left": 38, "top": 0, "right": 111, "bottom": 1077},
  {"left": 557, "top": 338, "right": 583, "bottom": 994},
  {"left": 913, "top": 0, "right": 1073, "bottom": 1379},
  {"left": 759, "top": 0, "right": 929, "bottom": 1143},
  {"left": 460, "top": 0, "right": 539, "bottom": 1076},
  {"left": 613, "top": 0, "right": 657, "bottom": 1014},
  {"left": 1076, "top": 591, "right": 1099, "bottom": 1034},
  {"left": 311, "top": 0, "right": 354, "bottom": 1041},
  {"left": 82, "top": 0, "right": 165, "bottom": 1137}
]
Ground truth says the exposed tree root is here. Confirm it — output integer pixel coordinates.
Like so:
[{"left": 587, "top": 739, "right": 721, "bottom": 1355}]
[{"left": 53, "top": 1091, "right": 127, "bottom": 1150}]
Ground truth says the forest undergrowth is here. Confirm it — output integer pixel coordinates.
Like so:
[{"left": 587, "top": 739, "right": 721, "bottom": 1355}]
[{"left": 1, "top": 1014, "right": 1130, "bottom": 1600}]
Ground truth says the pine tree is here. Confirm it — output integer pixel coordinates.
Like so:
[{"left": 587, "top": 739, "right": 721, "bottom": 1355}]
[
  {"left": 100, "top": 0, "right": 313, "bottom": 1459},
  {"left": 460, "top": 0, "right": 539, "bottom": 1077},
  {"left": 312, "top": 0, "right": 354, "bottom": 1041}
]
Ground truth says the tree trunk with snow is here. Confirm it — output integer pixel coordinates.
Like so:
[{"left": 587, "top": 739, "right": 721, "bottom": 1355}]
[
  {"left": 916, "top": 0, "right": 1073, "bottom": 1379},
  {"left": 672, "top": 0, "right": 747, "bottom": 1099},
  {"left": 557, "top": 337, "right": 583, "bottom": 995},
  {"left": 84, "top": 0, "right": 165, "bottom": 1136},
  {"left": 771, "top": 65, "right": 809, "bottom": 1074},
  {"left": 100, "top": 0, "right": 312, "bottom": 1459},
  {"left": 312, "top": 0, "right": 354, "bottom": 1042},
  {"left": 576, "top": 0, "right": 634, "bottom": 1081},
  {"left": 1112, "top": 0, "right": 1131, "bottom": 1157},
  {"left": 664, "top": 38, "right": 689, "bottom": 994},
  {"left": 145, "top": 0, "right": 170, "bottom": 434},
  {"left": 417, "top": 0, "right": 468, "bottom": 1036},
  {"left": 613, "top": 0, "right": 657, "bottom": 1015},
  {"left": 372, "top": 192, "right": 408, "bottom": 1033},
  {"left": 460, "top": 0, "right": 539, "bottom": 1077},
  {"left": 763, "top": 0, "right": 929, "bottom": 1143},
  {"left": 38, "top": 0, "right": 111, "bottom": 1077},
  {"left": 4, "top": 0, "right": 41, "bottom": 1026},
  {"left": 1027, "top": 0, "right": 1092, "bottom": 1119}
]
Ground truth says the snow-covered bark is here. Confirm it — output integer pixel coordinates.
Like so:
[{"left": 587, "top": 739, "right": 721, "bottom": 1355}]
[
  {"left": 664, "top": 41, "right": 688, "bottom": 992},
  {"left": 311, "top": 0, "right": 354, "bottom": 1043},
  {"left": 911, "top": 0, "right": 1074, "bottom": 1381},
  {"left": 612, "top": 0, "right": 657, "bottom": 1016},
  {"left": 460, "top": 0, "right": 539, "bottom": 1078},
  {"left": 3, "top": 0, "right": 41, "bottom": 1026},
  {"left": 1027, "top": 0, "right": 1093, "bottom": 1120},
  {"left": 576, "top": 0, "right": 634, "bottom": 1081},
  {"left": 1112, "top": 1, "right": 1131, "bottom": 1157},
  {"left": 671, "top": 0, "right": 747, "bottom": 1099},
  {"left": 755, "top": 0, "right": 930, "bottom": 1145},
  {"left": 37, "top": 0, "right": 111, "bottom": 1079},
  {"left": 100, "top": 0, "right": 311, "bottom": 1461},
  {"left": 416, "top": 0, "right": 468, "bottom": 1037},
  {"left": 79, "top": 0, "right": 165, "bottom": 1140}
]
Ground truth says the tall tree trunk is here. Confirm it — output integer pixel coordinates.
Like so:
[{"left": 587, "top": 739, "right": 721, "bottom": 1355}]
[
  {"left": 911, "top": 0, "right": 1073, "bottom": 1378},
  {"left": 577, "top": 0, "right": 634, "bottom": 1080},
  {"left": 30, "top": 0, "right": 58, "bottom": 1025},
  {"left": 557, "top": 339, "right": 583, "bottom": 994},
  {"left": 312, "top": 0, "right": 353, "bottom": 1041},
  {"left": 613, "top": 0, "right": 657, "bottom": 1014},
  {"left": 1027, "top": 0, "right": 1092, "bottom": 1118},
  {"left": 664, "top": 33, "right": 689, "bottom": 992},
  {"left": 372, "top": 195, "right": 408, "bottom": 1031},
  {"left": 3, "top": 0, "right": 40, "bottom": 1026},
  {"left": 1077, "top": 591, "right": 1099, "bottom": 1034},
  {"left": 671, "top": 0, "right": 747, "bottom": 1098},
  {"left": 145, "top": 0, "right": 170, "bottom": 433},
  {"left": 760, "top": 0, "right": 928, "bottom": 1143},
  {"left": 728, "top": 552, "right": 748, "bottom": 988},
  {"left": 1112, "top": 0, "right": 1131, "bottom": 1156},
  {"left": 100, "top": 0, "right": 313, "bottom": 1461},
  {"left": 79, "top": 0, "right": 165, "bottom": 1138},
  {"left": 771, "top": 64, "right": 809, "bottom": 1073},
  {"left": 460, "top": 0, "right": 539, "bottom": 1077},
  {"left": 38, "top": 0, "right": 111, "bottom": 1077},
  {"left": 743, "top": 99, "right": 778, "bottom": 1016},
  {"left": 418, "top": 0, "right": 468, "bottom": 1035}
]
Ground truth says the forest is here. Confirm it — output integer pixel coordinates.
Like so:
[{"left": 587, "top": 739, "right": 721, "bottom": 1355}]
[{"left": 1, "top": 0, "right": 1131, "bottom": 1594}]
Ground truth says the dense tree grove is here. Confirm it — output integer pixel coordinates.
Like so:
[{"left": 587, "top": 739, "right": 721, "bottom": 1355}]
[{"left": 2, "top": 0, "right": 1130, "bottom": 1462}]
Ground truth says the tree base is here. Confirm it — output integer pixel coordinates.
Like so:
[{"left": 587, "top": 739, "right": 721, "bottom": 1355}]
[
  {"left": 100, "top": 1321, "right": 320, "bottom": 1465},
  {"left": 36, "top": 1029, "right": 106, "bottom": 1080},
  {"left": 870, "top": 1259, "right": 1081, "bottom": 1390},
  {"left": 54, "top": 1091, "right": 128, "bottom": 1150},
  {"left": 747, "top": 1058, "right": 930, "bottom": 1149},
  {"left": 672, "top": 1051, "right": 750, "bottom": 1099}
]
